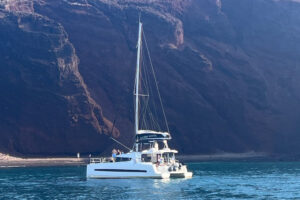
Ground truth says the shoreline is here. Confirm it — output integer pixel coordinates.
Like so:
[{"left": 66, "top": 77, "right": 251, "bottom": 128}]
[
  {"left": 0, "top": 157, "right": 88, "bottom": 168},
  {"left": 1, "top": 152, "right": 299, "bottom": 168},
  {"left": 177, "top": 152, "right": 269, "bottom": 162},
  {"left": 0, "top": 153, "right": 88, "bottom": 168}
]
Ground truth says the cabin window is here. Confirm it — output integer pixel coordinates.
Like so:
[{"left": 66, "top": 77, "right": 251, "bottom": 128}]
[
  {"left": 159, "top": 142, "right": 167, "bottom": 149},
  {"left": 115, "top": 157, "right": 131, "bottom": 162},
  {"left": 141, "top": 154, "right": 152, "bottom": 162},
  {"left": 162, "top": 153, "right": 175, "bottom": 163},
  {"left": 141, "top": 143, "right": 151, "bottom": 151},
  {"left": 137, "top": 143, "right": 152, "bottom": 151}
]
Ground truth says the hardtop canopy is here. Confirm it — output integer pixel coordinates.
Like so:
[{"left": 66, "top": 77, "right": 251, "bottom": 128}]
[{"left": 136, "top": 130, "right": 171, "bottom": 142}]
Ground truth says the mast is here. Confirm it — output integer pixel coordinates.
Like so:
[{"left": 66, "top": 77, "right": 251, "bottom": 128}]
[{"left": 135, "top": 21, "right": 143, "bottom": 135}]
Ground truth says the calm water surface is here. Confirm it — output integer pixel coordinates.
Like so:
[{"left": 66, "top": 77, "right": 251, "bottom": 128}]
[{"left": 0, "top": 162, "right": 300, "bottom": 199}]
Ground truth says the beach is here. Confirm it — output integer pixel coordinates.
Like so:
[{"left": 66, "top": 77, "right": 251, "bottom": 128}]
[{"left": 0, "top": 153, "right": 88, "bottom": 167}]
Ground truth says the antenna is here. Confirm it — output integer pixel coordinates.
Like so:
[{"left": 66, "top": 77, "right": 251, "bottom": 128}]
[
  {"left": 109, "top": 117, "right": 131, "bottom": 151},
  {"left": 138, "top": 12, "right": 141, "bottom": 23},
  {"left": 110, "top": 118, "right": 117, "bottom": 135}
]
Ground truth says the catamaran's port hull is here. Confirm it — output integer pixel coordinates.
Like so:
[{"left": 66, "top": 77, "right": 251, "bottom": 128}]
[
  {"left": 86, "top": 162, "right": 170, "bottom": 179},
  {"left": 87, "top": 175, "right": 169, "bottom": 179}
]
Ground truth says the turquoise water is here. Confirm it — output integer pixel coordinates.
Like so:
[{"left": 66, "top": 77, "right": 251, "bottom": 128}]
[{"left": 0, "top": 162, "right": 300, "bottom": 199}]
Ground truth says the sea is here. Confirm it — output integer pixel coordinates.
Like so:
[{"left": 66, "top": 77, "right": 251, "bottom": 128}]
[{"left": 0, "top": 162, "right": 300, "bottom": 199}]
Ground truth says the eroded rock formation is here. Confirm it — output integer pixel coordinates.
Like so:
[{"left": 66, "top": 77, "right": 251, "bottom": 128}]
[{"left": 1, "top": 0, "right": 300, "bottom": 156}]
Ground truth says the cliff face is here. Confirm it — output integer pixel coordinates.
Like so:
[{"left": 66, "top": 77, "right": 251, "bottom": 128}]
[
  {"left": 0, "top": 0, "right": 118, "bottom": 155},
  {"left": 1, "top": 0, "right": 300, "bottom": 155}
]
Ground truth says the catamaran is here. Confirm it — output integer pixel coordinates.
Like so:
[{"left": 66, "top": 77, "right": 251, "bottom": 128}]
[{"left": 86, "top": 19, "right": 193, "bottom": 179}]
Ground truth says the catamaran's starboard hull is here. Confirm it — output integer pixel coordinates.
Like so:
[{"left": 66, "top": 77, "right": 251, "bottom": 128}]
[
  {"left": 86, "top": 161, "right": 170, "bottom": 179},
  {"left": 169, "top": 165, "right": 193, "bottom": 178},
  {"left": 170, "top": 171, "right": 193, "bottom": 178}
]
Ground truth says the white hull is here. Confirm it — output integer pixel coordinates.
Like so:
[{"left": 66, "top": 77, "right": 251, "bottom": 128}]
[
  {"left": 87, "top": 161, "right": 170, "bottom": 179},
  {"left": 87, "top": 159, "right": 192, "bottom": 179}
]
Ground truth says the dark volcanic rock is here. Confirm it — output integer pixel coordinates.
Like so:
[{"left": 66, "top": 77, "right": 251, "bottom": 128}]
[
  {"left": 0, "top": 2, "right": 117, "bottom": 155},
  {"left": 1, "top": 0, "right": 300, "bottom": 156}
]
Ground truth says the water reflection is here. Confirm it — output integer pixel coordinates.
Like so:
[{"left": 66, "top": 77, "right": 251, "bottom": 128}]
[
  {"left": 83, "top": 177, "right": 194, "bottom": 199},
  {"left": 1, "top": 162, "right": 300, "bottom": 199}
]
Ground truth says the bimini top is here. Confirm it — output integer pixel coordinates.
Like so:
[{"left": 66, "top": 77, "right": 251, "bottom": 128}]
[
  {"left": 137, "top": 130, "right": 170, "bottom": 135},
  {"left": 136, "top": 130, "right": 171, "bottom": 142},
  {"left": 142, "top": 148, "right": 178, "bottom": 154}
]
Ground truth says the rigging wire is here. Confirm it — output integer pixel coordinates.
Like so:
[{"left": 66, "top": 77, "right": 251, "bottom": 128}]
[
  {"left": 140, "top": 58, "right": 150, "bottom": 130},
  {"left": 144, "top": 50, "right": 161, "bottom": 131},
  {"left": 139, "top": 32, "right": 164, "bottom": 131},
  {"left": 142, "top": 29, "right": 170, "bottom": 133}
]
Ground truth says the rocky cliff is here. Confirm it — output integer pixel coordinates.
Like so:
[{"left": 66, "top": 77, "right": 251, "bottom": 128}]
[{"left": 1, "top": 0, "right": 300, "bottom": 156}]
